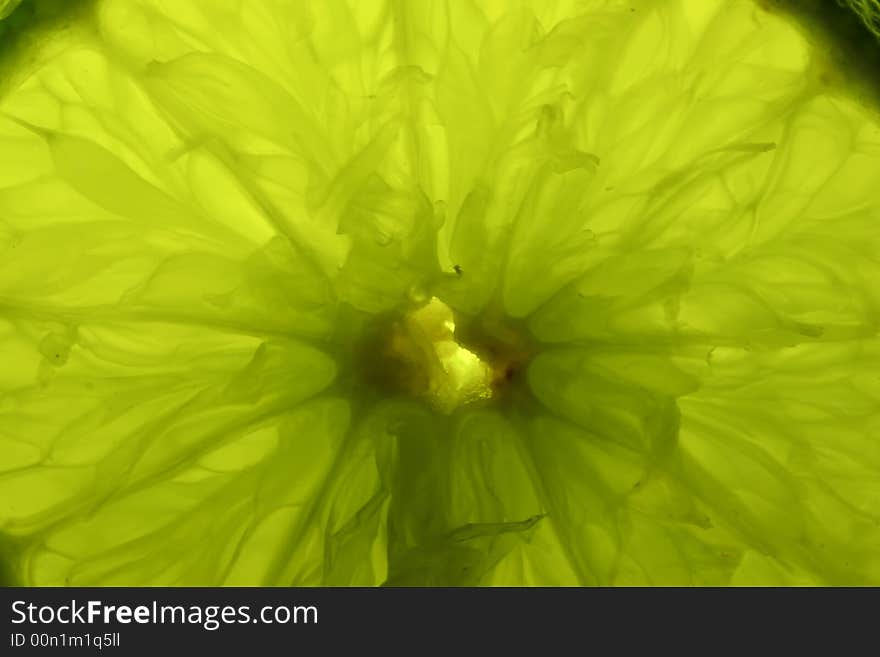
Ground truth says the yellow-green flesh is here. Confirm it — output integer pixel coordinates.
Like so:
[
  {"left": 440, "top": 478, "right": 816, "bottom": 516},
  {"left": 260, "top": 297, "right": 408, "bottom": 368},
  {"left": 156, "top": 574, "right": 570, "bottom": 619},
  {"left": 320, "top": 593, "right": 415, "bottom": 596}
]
[{"left": 0, "top": 0, "right": 879, "bottom": 585}]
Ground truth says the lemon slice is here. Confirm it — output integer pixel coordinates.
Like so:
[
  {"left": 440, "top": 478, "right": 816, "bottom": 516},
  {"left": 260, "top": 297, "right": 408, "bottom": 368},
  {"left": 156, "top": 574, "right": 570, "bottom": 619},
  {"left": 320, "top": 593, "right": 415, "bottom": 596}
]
[{"left": 0, "top": 0, "right": 878, "bottom": 586}]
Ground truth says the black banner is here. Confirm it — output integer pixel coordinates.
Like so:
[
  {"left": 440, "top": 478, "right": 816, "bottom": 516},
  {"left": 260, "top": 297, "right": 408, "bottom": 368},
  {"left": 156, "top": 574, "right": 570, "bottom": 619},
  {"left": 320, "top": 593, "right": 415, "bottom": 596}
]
[{"left": 0, "top": 587, "right": 874, "bottom": 653}]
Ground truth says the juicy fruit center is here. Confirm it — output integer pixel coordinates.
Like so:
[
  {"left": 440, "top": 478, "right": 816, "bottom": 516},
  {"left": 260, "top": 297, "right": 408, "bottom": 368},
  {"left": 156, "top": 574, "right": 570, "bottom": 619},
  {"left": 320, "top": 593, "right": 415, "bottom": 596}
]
[
  {"left": 366, "top": 297, "right": 491, "bottom": 413},
  {"left": 359, "top": 297, "right": 532, "bottom": 413}
]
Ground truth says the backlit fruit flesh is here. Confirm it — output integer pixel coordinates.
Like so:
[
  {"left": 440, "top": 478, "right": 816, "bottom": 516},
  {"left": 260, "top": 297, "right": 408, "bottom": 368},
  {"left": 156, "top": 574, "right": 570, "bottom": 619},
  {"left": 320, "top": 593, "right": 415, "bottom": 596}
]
[{"left": 0, "top": 0, "right": 879, "bottom": 586}]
